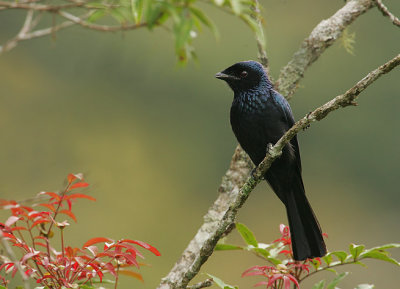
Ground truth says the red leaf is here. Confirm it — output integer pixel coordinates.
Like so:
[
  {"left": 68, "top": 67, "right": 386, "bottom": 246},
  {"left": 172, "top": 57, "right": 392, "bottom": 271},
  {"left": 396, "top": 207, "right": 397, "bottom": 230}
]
[
  {"left": 68, "top": 182, "right": 89, "bottom": 191},
  {"left": 104, "top": 262, "right": 117, "bottom": 277},
  {"left": 83, "top": 237, "right": 113, "bottom": 248},
  {"left": 121, "top": 239, "right": 161, "bottom": 256},
  {"left": 59, "top": 210, "right": 77, "bottom": 222},
  {"left": 118, "top": 270, "right": 143, "bottom": 282},
  {"left": 64, "top": 194, "right": 96, "bottom": 201},
  {"left": 85, "top": 246, "right": 98, "bottom": 256},
  {"left": 286, "top": 274, "right": 299, "bottom": 288},
  {"left": 21, "top": 251, "right": 40, "bottom": 264},
  {"left": 34, "top": 242, "right": 47, "bottom": 248},
  {"left": 38, "top": 203, "right": 56, "bottom": 212},
  {"left": 41, "top": 192, "right": 61, "bottom": 201},
  {"left": 30, "top": 219, "right": 50, "bottom": 229},
  {"left": 0, "top": 262, "right": 12, "bottom": 272},
  {"left": 253, "top": 281, "right": 268, "bottom": 287},
  {"left": 5, "top": 216, "right": 20, "bottom": 227},
  {"left": 34, "top": 236, "right": 48, "bottom": 240},
  {"left": 120, "top": 253, "right": 139, "bottom": 268},
  {"left": 1, "top": 232, "right": 16, "bottom": 240},
  {"left": 67, "top": 173, "right": 78, "bottom": 184},
  {"left": 11, "top": 226, "right": 27, "bottom": 231},
  {"left": 67, "top": 199, "right": 72, "bottom": 211}
]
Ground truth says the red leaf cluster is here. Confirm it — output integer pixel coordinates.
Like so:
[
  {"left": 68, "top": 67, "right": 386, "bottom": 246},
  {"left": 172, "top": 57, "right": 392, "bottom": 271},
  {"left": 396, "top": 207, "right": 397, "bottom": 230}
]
[
  {"left": 0, "top": 174, "right": 160, "bottom": 289},
  {"left": 242, "top": 224, "right": 326, "bottom": 289}
]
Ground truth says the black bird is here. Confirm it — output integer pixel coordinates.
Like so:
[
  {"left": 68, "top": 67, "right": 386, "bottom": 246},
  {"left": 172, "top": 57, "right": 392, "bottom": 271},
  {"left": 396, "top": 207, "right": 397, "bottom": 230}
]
[{"left": 215, "top": 60, "right": 326, "bottom": 260}]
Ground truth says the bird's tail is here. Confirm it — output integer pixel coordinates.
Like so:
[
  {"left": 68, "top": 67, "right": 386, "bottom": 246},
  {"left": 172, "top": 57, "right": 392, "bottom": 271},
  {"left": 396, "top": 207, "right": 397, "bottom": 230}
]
[{"left": 285, "top": 183, "right": 327, "bottom": 261}]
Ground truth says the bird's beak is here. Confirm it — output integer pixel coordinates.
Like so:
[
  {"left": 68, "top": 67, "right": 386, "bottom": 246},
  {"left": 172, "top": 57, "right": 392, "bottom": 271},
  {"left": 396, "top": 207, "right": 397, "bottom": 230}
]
[{"left": 215, "top": 72, "right": 236, "bottom": 81}]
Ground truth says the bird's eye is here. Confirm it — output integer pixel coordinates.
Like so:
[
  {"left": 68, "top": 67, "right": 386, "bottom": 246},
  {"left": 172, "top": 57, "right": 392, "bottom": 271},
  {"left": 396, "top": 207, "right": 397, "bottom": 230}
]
[{"left": 240, "top": 71, "right": 248, "bottom": 78}]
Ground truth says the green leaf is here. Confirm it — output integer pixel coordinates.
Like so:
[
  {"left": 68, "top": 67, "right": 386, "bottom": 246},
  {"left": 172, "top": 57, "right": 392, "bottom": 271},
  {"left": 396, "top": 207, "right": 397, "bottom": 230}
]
[
  {"left": 0, "top": 286, "right": 8, "bottom": 289},
  {"left": 215, "top": 244, "right": 243, "bottom": 251},
  {"left": 145, "top": 1, "right": 165, "bottom": 29},
  {"left": 349, "top": 244, "right": 365, "bottom": 260},
  {"left": 311, "top": 280, "right": 325, "bottom": 289},
  {"left": 325, "top": 268, "right": 338, "bottom": 274},
  {"left": 354, "top": 284, "right": 375, "bottom": 289},
  {"left": 189, "top": 7, "right": 219, "bottom": 39},
  {"left": 323, "top": 254, "right": 333, "bottom": 266},
  {"left": 340, "top": 28, "right": 356, "bottom": 55},
  {"left": 230, "top": 0, "right": 243, "bottom": 15},
  {"left": 360, "top": 250, "right": 400, "bottom": 266},
  {"left": 366, "top": 243, "right": 400, "bottom": 251},
  {"left": 206, "top": 274, "right": 238, "bottom": 289},
  {"left": 110, "top": 8, "right": 127, "bottom": 23},
  {"left": 236, "top": 223, "right": 258, "bottom": 247},
  {"left": 326, "top": 272, "right": 349, "bottom": 289},
  {"left": 87, "top": 9, "right": 107, "bottom": 23},
  {"left": 251, "top": 247, "right": 270, "bottom": 258},
  {"left": 354, "top": 260, "right": 367, "bottom": 267},
  {"left": 332, "top": 251, "right": 348, "bottom": 263},
  {"left": 239, "top": 14, "right": 265, "bottom": 51},
  {"left": 213, "top": 0, "right": 224, "bottom": 6},
  {"left": 131, "top": 0, "right": 144, "bottom": 23}
]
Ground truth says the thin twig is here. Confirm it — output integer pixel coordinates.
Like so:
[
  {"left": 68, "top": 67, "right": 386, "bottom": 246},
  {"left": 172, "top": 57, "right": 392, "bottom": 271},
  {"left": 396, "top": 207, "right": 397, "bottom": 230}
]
[
  {"left": 0, "top": 231, "right": 31, "bottom": 289},
  {"left": 58, "top": 10, "right": 147, "bottom": 31},
  {"left": 374, "top": 0, "right": 400, "bottom": 27},
  {"left": 0, "top": 1, "right": 85, "bottom": 11},
  {"left": 0, "top": 9, "right": 34, "bottom": 54},
  {"left": 251, "top": 0, "right": 269, "bottom": 74}
]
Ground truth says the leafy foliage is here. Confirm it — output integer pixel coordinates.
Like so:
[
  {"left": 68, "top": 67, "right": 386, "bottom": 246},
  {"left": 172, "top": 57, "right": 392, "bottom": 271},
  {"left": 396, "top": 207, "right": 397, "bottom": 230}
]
[
  {"left": 0, "top": 174, "right": 160, "bottom": 289},
  {"left": 0, "top": 0, "right": 264, "bottom": 62},
  {"left": 212, "top": 223, "right": 400, "bottom": 289},
  {"left": 340, "top": 28, "right": 356, "bottom": 55}
]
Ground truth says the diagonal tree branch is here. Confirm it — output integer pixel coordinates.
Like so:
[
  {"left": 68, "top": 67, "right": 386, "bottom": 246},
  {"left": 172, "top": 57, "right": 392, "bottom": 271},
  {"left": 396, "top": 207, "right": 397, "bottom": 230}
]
[
  {"left": 276, "top": 0, "right": 374, "bottom": 99},
  {"left": 374, "top": 0, "right": 400, "bottom": 27},
  {"left": 157, "top": 52, "right": 399, "bottom": 289}
]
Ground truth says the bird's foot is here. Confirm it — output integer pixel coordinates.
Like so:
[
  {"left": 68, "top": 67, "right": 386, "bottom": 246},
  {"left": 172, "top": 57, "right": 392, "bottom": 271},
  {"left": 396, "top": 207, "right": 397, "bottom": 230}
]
[{"left": 266, "top": 143, "right": 274, "bottom": 154}]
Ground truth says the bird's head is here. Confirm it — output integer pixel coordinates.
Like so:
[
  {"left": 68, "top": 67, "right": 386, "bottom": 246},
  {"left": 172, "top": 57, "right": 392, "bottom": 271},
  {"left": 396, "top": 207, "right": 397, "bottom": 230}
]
[{"left": 215, "top": 60, "right": 271, "bottom": 92}]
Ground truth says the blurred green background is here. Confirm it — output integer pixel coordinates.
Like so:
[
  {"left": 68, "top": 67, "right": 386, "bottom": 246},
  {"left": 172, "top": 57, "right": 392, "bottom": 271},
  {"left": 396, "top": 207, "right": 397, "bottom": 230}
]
[{"left": 1, "top": 0, "right": 399, "bottom": 288}]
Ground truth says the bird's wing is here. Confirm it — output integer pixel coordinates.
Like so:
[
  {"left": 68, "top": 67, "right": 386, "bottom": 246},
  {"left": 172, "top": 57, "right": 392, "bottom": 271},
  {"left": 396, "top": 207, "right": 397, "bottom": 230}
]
[{"left": 271, "top": 90, "right": 302, "bottom": 172}]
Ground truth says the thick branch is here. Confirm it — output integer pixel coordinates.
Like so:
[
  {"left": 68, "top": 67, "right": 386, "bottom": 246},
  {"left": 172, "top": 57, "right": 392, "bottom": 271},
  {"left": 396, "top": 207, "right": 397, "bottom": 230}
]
[
  {"left": 276, "top": 0, "right": 374, "bottom": 99},
  {"left": 157, "top": 53, "right": 399, "bottom": 289},
  {"left": 374, "top": 0, "right": 400, "bottom": 27}
]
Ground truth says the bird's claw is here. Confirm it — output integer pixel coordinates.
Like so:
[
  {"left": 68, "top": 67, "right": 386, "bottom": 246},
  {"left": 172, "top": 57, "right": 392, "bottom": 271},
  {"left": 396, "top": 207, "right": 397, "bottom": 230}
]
[{"left": 266, "top": 143, "right": 274, "bottom": 154}]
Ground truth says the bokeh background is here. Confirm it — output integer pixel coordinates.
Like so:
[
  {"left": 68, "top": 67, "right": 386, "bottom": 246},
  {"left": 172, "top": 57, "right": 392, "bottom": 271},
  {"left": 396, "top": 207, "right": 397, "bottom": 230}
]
[{"left": 1, "top": 0, "right": 399, "bottom": 288}]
